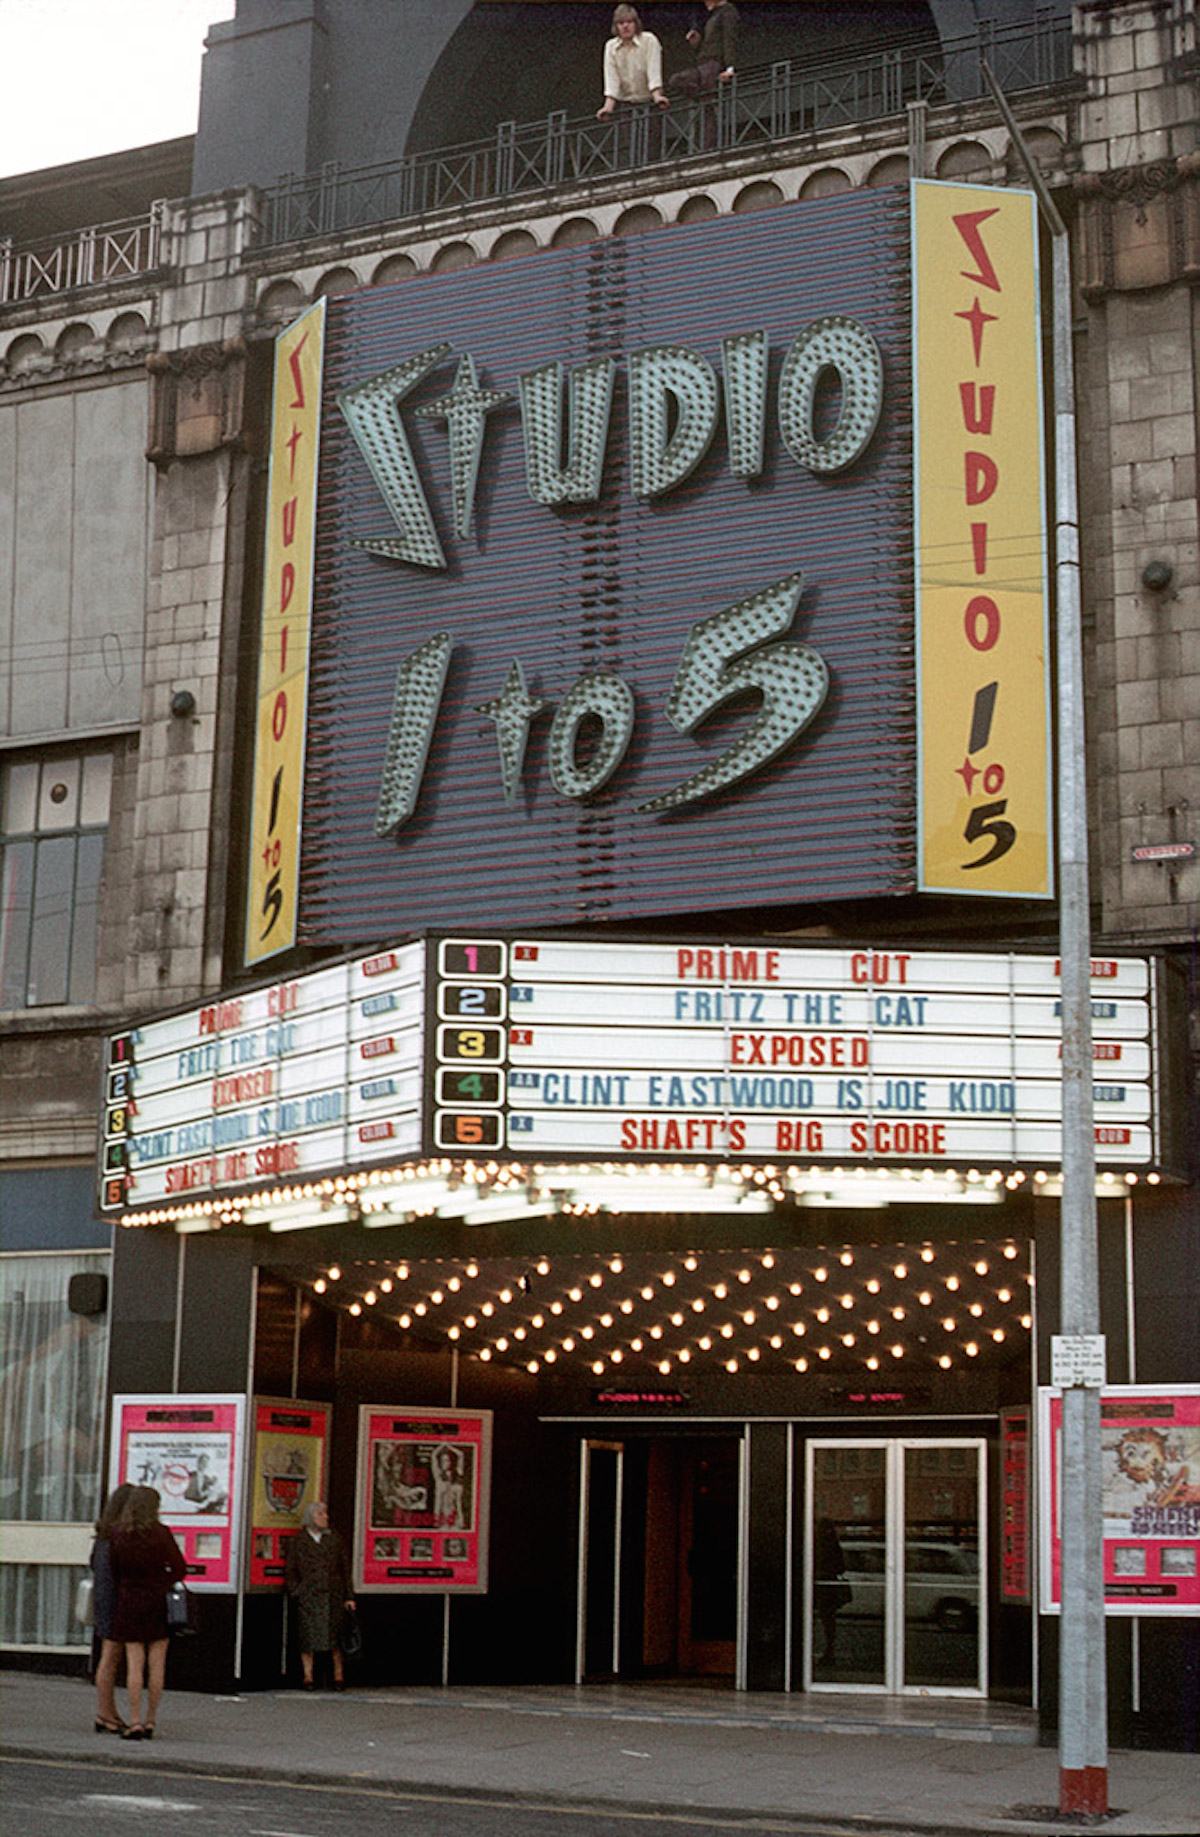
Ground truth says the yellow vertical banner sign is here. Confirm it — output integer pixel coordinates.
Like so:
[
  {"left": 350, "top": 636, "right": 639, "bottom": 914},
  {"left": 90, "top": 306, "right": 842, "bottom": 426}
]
[
  {"left": 245, "top": 301, "right": 326, "bottom": 965},
  {"left": 913, "top": 181, "right": 1052, "bottom": 897}
]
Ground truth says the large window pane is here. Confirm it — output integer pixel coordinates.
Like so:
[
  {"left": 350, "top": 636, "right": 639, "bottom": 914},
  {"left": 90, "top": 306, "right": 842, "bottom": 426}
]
[
  {"left": 0, "top": 842, "right": 34, "bottom": 1008},
  {"left": 1, "top": 749, "right": 112, "bottom": 1010},
  {"left": 0, "top": 1564, "right": 92, "bottom": 1651},
  {"left": 28, "top": 835, "right": 74, "bottom": 1005},
  {"left": 69, "top": 833, "right": 104, "bottom": 1005},
  {"left": 80, "top": 752, "right": 113, "bottom": 826},
  {"left": 1, "top": 762, "right": 38, "bottom": 834}
]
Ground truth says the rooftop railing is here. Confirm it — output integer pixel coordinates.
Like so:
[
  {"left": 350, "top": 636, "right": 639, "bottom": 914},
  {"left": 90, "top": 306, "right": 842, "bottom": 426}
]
[
  {"left": 0, "top": 209, "right": 164, "bottom": 308},
  {"left": 259, "top": 12, "right": 1072, "bottom": 250},
  {"left": 0, "top": 11, "right": 1073, "bottom": 309}
]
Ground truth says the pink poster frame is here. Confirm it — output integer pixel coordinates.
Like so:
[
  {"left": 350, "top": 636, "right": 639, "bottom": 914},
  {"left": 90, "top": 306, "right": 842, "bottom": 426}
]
[
  {"left": 1038, "top": 1383, "right": 1200, "bottom": 1616},
  {"left": 354, "top": 1406, "right": 492, "bottom": 1593},
  {"left": 109, "top": 1393, "right": 246, "bottom": 1591}
]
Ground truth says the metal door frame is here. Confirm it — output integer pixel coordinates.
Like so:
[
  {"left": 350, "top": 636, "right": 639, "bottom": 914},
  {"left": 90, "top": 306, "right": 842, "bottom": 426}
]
[
  {"left": 575, "top": 1439, "right": 624, "bottom": 1683},
  {"left": 575, "top": 1431, "right": 749, "bottom": 1687},
  {"left": 803, "top": 1436, "right": 987, "bottom": 1698}
]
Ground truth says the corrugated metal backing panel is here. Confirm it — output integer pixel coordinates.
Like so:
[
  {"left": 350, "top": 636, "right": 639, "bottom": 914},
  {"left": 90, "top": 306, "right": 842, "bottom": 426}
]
[{"left": 301, "top": 189, "right": 915, "bottom": 941}]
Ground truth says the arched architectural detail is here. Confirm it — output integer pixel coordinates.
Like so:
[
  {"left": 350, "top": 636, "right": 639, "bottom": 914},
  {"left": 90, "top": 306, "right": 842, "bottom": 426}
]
[
  {"left": 799, "top": 168, "right": 852, "bottom": 199},
  {"left": 489, "top": 229, "right": 539, "bottom": 262},
  {"left": 106, "top": 311, "right": 150, "bottom": 353},
  {"left": 1004, "top": 125, "right": 1066, "bottom": 178},
  {"left": 6, "top": 334, "right": 45, "bottom": 374},
  {"left": 732, "top": 181, "right": 784, "bottom": 215},
  {"left": 372, "top": 254, "right": 418, "bottom": 287},
  {"left": 613, "top": 204, "right": 662, "bottom": 237},
  {"left": 430, "top": 241, "right": 478, "bottom": 273},
  {"left": 676, "top": 195, "right": 719, "bottom": 224},
  {"left": 935, "top": 140, "right": 993, "bottom": 181},
  {"left": 315, "top": 265, "right": 360, "bottom": 298},
  {"left": 866, "top": 155, "right": 911, "bottom": 189},
  {"left": 56, "top": 323, "right": 97, "bottom": 361},
  {"left": 258, "top": 279, "right": 307, "bottom": 321},
  {"left": 551, "top": 218, "right": 598, "bottom": 249}
]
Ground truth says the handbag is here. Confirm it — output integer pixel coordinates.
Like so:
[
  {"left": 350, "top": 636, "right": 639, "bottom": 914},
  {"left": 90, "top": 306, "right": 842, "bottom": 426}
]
[
  {"left": 74, "top": 1574, "right": 95, "bottom": 1627},
  {"left": 341, "top": 1606, "right": 363, "bottom": 1660},
  {"left": 165, "top": 1580, "right": 193, "bottom": 1634}
]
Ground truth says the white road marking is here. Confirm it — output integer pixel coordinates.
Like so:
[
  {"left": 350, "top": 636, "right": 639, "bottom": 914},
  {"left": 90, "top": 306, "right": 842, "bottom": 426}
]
[
  {"left": 620, "top": 1749, "right": 652, "bottom": 1758},
  {"left": 82, "top": 1795, "right": 203, "bottom": 1811}
]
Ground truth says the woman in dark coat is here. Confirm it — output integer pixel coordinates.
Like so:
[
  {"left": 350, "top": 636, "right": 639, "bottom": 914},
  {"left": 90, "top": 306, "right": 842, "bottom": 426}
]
[
  {"left": 285, "top": 1500, "right": 354, "bottom": 1690},
  {"left": 90, "top": 1482, "right": 134, "bottom": 1732},
  {"left": 110, "top": 1485, "right": 187, "bottom": 1740}
]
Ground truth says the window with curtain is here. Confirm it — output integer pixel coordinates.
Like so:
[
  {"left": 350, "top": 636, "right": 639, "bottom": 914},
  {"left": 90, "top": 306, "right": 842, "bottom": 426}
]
[{"left": 0, "top": 1252, "right": 108, "bottom": 1647}]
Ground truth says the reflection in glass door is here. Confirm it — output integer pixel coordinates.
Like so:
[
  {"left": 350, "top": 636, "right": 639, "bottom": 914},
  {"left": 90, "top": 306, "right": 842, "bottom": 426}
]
[{"left": 805, "top": 1439, "right": 986, "bottom": 1696}]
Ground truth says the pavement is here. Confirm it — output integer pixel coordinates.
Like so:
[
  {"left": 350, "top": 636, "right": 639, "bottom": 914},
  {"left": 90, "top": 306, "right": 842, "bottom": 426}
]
[{"left": 2, "top": 1671, "right": 1198, "bottom": 1835}]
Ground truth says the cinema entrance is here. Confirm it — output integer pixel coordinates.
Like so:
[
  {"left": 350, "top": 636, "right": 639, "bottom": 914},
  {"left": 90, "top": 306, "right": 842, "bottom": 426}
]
[
  {"left": 805, "top": 1438, "right": 987, "bottom": 1696},
  {"left": 578, "top": 1434, "right": 742, "bottom": 1683}
]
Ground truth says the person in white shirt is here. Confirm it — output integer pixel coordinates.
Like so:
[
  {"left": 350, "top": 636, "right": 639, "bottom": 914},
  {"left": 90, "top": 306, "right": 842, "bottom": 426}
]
[{"left": 597, "top": 5, "right": 669, "bottom": 118}]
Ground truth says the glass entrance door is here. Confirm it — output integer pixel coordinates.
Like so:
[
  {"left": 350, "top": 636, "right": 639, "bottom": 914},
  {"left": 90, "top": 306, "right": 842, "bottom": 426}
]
[{"left": 805, "top": 1438, "right": 986, "bottom": 1696}]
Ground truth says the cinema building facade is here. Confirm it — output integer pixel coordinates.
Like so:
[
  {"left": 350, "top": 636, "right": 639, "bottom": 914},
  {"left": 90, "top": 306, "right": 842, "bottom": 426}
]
[{"left": 1, "top": 0, "right": 1197, "bottom": 1749}]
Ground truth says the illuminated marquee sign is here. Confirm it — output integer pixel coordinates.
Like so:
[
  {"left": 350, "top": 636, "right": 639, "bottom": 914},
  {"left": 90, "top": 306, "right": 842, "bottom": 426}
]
[
  {"left": 283, "top": 182, "right": 1051, "bottom": 946},
  {"left": 100, "top": 939, "right": 1165, "bottom": 1216}
]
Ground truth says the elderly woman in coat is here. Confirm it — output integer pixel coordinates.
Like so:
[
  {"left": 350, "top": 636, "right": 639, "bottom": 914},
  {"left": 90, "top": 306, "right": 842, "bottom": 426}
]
[{"left": 285, "top": 1500, "right": 354, "bottom": 1690}]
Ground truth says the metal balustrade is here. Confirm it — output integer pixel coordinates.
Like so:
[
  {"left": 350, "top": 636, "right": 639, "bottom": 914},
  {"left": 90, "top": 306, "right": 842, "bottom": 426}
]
[
  {"left": 0, "top": 210, "right": 164, "bottom": 307},
  {"left": 0, "top": 13, "right": 1072, "bottom": 307},
  {"left": 260, "top": 14, "right": 1072, "bottom": 250}
]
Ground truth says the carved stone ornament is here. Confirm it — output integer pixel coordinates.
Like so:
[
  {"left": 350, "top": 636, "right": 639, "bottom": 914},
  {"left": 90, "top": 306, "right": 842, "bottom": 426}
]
[
  {"left": 146, "top": 336, "right": 248, "bottom": 469},
  {"left": 1074, "top": 152, "right": 1200, "bottom": 296}
]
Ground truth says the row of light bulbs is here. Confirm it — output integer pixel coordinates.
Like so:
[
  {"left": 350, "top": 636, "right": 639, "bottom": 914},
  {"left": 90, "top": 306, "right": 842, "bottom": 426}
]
[
  {"left": 120, "top": 1155, "right": 1162, "bottom": 1228},
  {"left": 306, "top": 1242, "right": 1030, "bottom": 1373}
]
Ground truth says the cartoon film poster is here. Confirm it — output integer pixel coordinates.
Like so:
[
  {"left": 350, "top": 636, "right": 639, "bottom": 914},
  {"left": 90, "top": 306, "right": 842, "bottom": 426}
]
[
  {"left": 1038, "top": 1385, "right": 1200, "bottom": 1615},
  {"left": 354, "top": 1408, "right": 492, "bottom": 1593},
  {"left": 109, "top": 1395, "right": 245, "bottom": 1590},
  {"left": 248, "top": 1398, "right": 330, "bottom": 1589}
]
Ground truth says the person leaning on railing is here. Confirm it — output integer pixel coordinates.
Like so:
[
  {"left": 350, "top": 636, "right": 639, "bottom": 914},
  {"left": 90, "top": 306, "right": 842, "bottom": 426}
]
[
  {"left": 597, "top": 4, "right": 669, "bottom": 117},
  {"left": 668, "top": 0, "right": 739, "bottom": 97}
]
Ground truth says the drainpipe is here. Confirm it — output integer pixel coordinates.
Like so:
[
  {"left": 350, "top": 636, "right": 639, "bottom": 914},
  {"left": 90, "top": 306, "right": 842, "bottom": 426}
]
[{"left": 982, "top": 66, "right": 1107, "bottom": 1819}]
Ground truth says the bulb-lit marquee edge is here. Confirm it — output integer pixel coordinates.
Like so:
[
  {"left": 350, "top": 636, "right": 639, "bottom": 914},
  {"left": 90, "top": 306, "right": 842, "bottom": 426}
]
[{"left": 116, "top": 1155, "right": 1165, "bottom": 1233}]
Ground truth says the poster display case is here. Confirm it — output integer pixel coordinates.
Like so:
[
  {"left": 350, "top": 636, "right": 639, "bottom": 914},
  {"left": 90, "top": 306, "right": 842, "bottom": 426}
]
[{"left": 354, "top": 1406, "right": 492, "bottom": 1593}]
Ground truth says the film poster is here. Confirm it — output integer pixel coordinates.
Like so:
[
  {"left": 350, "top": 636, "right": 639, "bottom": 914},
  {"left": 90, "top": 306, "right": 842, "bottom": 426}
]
[
  {"left": 248, "top": 1398, "right": 330, "bottom": 1588},
  {"left": 355, "top": 1407, "right": 491, "bottom": 1593},
  {"left": 109, "top": 1394, "right": 245, "bottom": 1590},
  {"left": 1039, "top": 1385, "right": 1200, "bottom": 1615}
]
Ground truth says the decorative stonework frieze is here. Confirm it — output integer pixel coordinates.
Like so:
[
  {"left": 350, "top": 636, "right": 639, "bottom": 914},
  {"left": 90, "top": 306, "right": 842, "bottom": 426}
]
[
  {"left": 1075, "top": 151, "right": 1200, "bottom": 294},
  {"left": 146, "top": 336, "right": 248, "bottom": 469}
]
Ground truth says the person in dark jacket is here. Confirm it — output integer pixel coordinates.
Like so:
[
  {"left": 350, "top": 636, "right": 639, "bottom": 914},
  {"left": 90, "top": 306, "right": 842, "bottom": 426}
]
[
  {"left": 90, "top": 1482, "right": 134, "bottom": 1733},
  {"left": 285, "top": 1500, "right": 355, "bottom": 1690},
  {"left": 110, "top": 1486, "right": 187, "bottom": 1740},
  {"left": 669, "top": 0, "right": 739, "bottom": 95}
]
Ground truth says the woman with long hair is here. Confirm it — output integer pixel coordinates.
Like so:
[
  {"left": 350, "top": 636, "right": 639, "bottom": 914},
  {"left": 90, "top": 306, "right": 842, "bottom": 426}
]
[
  {"left": 109, "top": 1485, "right": 187, "bottom": 1740},
  {"left": 90, "top": 1482, "right": 134, "bottom": 1733}
]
